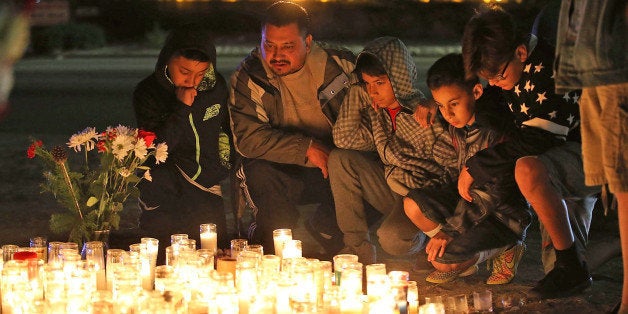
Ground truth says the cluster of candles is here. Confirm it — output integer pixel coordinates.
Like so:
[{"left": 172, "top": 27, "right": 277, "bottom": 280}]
[{"left": 0, "top": 225, "right": 494, "bottom": 314}]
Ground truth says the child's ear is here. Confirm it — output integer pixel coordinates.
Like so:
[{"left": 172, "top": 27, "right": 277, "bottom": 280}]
[
  {"left": 472, "top": 83, "right": 483, "bottom": 100},
  {"left": 515, "top": 44, "right": 528, "bottom": 63}
]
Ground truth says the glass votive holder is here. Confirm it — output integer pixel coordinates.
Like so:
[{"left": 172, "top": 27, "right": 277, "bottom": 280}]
[
  {"left": 2, "top": 244, "right": 19, "bottom": 261},
  {"left": 200, "top": 223, "right": 218, "bottom": 252},
  {"left": 473, "top": 289, "right": 493, "bottom": 313},
  {"left": 29, "top": 236, "right": 47, "bottom": 262},
  {"left": 106, "top": 249, "right": 128, "bottom": 291},
  {"left": 388, "top": 270, "right": 410, "bottom": 304},
  {"left": 171, "top": 233, "right": 189, "bottom": 246},
  {"left": 216, "top": 256, "right": 237, "bottom": 278},
  {"left": 333, "top": 254, "right": 358, "bottom": 286},
  {"left": 272, "top": 229, "right": 292, "bottom": 258},
  {"left": 230, "top": 238, "right": 248, "bottom": 259},
  {"left": 197, "top": 248, "right": 215, "bottom": 271},
  {"left": 281, "top": 240, "right": 302, "bottom": 259},
  {"left": 366, "top": 263, "right": 387, "bottom": 295},
  {"left": 339, "top": 261, "right": 363, "bottom": 296},
  {"left": 244, "top": 244, "right": 264, "bottom": 256},
  {"left": 424, "top": 295, "right": 443, "bottom": 305},
  {"left": 446, "top": 293, "right": 469, "bottom": 313},
  {"left": 47, "top": 241, "right": 64, "bottom": 266},
  {"left": 418, "top": 302, "right": 445, "bottom": 314},
  {"left": 154, "top": 264, "right": 177, "bottom": 294}
]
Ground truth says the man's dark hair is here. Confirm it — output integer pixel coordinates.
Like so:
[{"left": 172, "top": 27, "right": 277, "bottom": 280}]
[
  {"left": 262, "top": 1, "right": 311, "bottom": 36},
  {"left": 176, "top": 48, "right": 210, "bottom": 63},
  {"left": 355, "top": 53, "right": 387, "bottom": 78},
  {"left": 461, "top": 5, "right": 526, "bottom": 80},
  {"left": 427, "top": 53, "right": 479, "bottom": 92}
]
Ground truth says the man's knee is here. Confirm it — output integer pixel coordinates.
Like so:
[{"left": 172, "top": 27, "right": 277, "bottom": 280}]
[
  {"left": 328, "top": 149, "right": 359, "bottom": 173},
  {"left": 515, "top": 156, "right": 548, "bottom": 194},
  {"left": 377, "top": 226, "right": 412, "bottom": 256}
]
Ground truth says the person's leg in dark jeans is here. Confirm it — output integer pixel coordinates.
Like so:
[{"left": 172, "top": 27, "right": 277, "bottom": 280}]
[
  {"left": 241, "top": 159, "right": 304, "bottom": 253},
  {"left": 242, "top": 158, "right": 343, "bottom": 256}
]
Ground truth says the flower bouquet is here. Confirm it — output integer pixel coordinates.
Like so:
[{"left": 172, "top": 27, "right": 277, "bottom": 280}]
[{"left": 27, "top": 125, "right": 168, "bottom": 245}]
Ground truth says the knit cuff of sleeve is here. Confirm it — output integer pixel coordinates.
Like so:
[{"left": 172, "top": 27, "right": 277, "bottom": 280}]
[{"left": 425, "top": 224, "right": 443, "bottom": 238}]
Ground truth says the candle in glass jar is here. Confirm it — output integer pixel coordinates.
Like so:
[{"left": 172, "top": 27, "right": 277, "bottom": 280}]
[
  {"left": 272, "top": 229, "right": 292, "bottom": 258},
  {"left": 200, "top": 223, "right": 218, "bottom": 252}
]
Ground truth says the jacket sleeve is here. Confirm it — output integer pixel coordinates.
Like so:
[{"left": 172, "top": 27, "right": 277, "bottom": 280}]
[
  {"left": 228, "top": 67, "right": 311, "bottom": 166},
  {"left": 466, "top": 126, "right": 564, "bottom": 186},
  {"left": 332, "top": 85, "right": 377, "bottom": 151},
  {"left": 133, "top": 80, "right": 191, "bottom": 150}
]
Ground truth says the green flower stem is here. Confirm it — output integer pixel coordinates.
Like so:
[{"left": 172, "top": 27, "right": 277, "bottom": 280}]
[{"left": 59, "top": 162, "right": 84, "bottom": 220}]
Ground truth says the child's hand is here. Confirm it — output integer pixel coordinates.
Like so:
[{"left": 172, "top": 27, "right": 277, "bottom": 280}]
[
  {"left": 426, "top": 231, "right": 452, "bottom": 261},
  {"left": 176, "top": 87, "right": 197, "bottom": 106},
  {"left": 457, "top": 166, "right": 474, "bottom": 202},
  {"left": 414, "top": 100, "right": 438, "bottom": 128}
]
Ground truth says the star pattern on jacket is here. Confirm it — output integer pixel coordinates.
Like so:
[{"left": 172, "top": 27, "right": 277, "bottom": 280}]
[
  {"left": 503, "top": 44, "right": 581, "bottom": 136},
  {"left": 514, "top": 85, "right": 521, "bottom": 96},
  {"left": 536, "top": 91, "right": 547, "bottom": 104}
]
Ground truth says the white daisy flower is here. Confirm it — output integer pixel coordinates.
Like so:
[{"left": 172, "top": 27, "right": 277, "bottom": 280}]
[
  {"left": 114, "top": 125, "right": 133, "bottom": 137},
  {"left": 67, "top": 127, "right": 99, "bottom": 152},
  {"left": 143, "top": 169, "right": 152, "bottom": 182},
  {"left": 155, "top": 143, "right": 168, "bottom": 164},
  {"left": 133, "top": 138, "right": 148, "bottom": 159},
  {"left": 111, "top": 134, "right": 135, "bottom": 160}
]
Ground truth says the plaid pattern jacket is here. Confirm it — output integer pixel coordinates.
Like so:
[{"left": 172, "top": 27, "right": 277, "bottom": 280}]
[
  {"left": 333, "top": 37, "right": 456, "bottom": 194},
  {"left": 229, "top": 42, "right": 356, "bottom": 166}
]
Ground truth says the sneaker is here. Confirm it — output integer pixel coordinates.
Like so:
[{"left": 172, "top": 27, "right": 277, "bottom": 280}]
[
  {"left": 529, "top": 259, "right": 592, "bottom": 299},
  {"left": 425, "top": 264, "right": 478, "bottom": 284},
  {"left": 486, "top": 242, "right": 526, "bottom": 285},
  {"left": 338, "top": 241, "right": 377, "bottom": 265}
]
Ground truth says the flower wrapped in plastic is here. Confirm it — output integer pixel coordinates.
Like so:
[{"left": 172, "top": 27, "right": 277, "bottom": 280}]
[{"left": 27, "top": 125, "right": 168, "bottom": 245}]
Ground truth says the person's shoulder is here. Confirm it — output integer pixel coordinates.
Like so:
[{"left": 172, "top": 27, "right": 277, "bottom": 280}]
[
  {"left": 134, "top": 73, "right": 160, "bottom": 94},
  {"left": 316, "top": 41, "right": 356, "bottom": 62}
]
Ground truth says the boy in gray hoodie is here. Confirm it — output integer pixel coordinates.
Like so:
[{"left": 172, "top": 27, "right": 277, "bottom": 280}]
[{"left": 329, "top": 37, "right": 455, "bottom": 264}]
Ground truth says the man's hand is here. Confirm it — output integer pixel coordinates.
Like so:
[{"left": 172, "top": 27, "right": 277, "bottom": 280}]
[
  {"left": 176, "top": 87, "right": 197, "bottom": 106},
  {"left": 458, "top": 166, "right": 474, "bottom": 202},
  {"left": 414, "top": 100, "right": 438, "bottom": 128},
  {"left": 306, "top": 140, "right": 332, "bottom": 178},
  {"left": 425, "top": 231, "right": 452, "bottom": 262}
]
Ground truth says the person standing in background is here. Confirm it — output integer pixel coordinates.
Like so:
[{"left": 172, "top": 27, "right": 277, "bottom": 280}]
[
  {"left": 554, "top": 0, "right": 627, "bottom": 311},
  {"left": 0, "top": 0, "right": 35, "bottom": 121}
]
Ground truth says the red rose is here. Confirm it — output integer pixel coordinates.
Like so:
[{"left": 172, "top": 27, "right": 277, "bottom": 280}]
[{"left": 138, "top": 130, "right": 156, "bottom": 147}]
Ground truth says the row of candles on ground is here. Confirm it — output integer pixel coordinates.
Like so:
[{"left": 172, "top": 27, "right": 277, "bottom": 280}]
[{"left": 0, "top": 225, "right": 494, "bottom": 313}]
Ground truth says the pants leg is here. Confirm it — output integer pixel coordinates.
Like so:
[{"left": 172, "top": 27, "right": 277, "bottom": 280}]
[
  {"left": 536, "top": 142, "right": 600, "bottom": 273},
  {"left": 328, "top": 149, "right": 417, "bottom": 255},
  {"left": 139, "top": 172, "right": 227, "bottom": 265}
]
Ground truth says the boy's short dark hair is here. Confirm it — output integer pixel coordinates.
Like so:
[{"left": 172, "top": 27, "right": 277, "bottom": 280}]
[
  {"left": 355, "top": 53, "right": 387, "bottom": 78},
  {"left": 176, "top": 48, "right": 210, "bottom": 63},
  {"left": 262, "top": 1, "right": 310, "bottom": 36},
  {"left": 461, "top": 5, "right": 526, "bottom": 80},
  {"left": 427, "top": 53, "right": 479, "bottom": 92}
]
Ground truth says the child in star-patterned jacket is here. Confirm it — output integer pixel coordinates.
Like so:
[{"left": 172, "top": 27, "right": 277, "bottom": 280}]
[{"left": 460, "top": 2, "right": 600, "bottom": 299}]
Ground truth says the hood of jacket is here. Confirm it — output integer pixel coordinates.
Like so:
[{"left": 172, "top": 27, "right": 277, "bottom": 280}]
[
  {"left": 154, "top": 25, "right": 218, "bottom": 92},
  {"left": 356, "top": 36, "right": 426, "bottom": 111}
]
